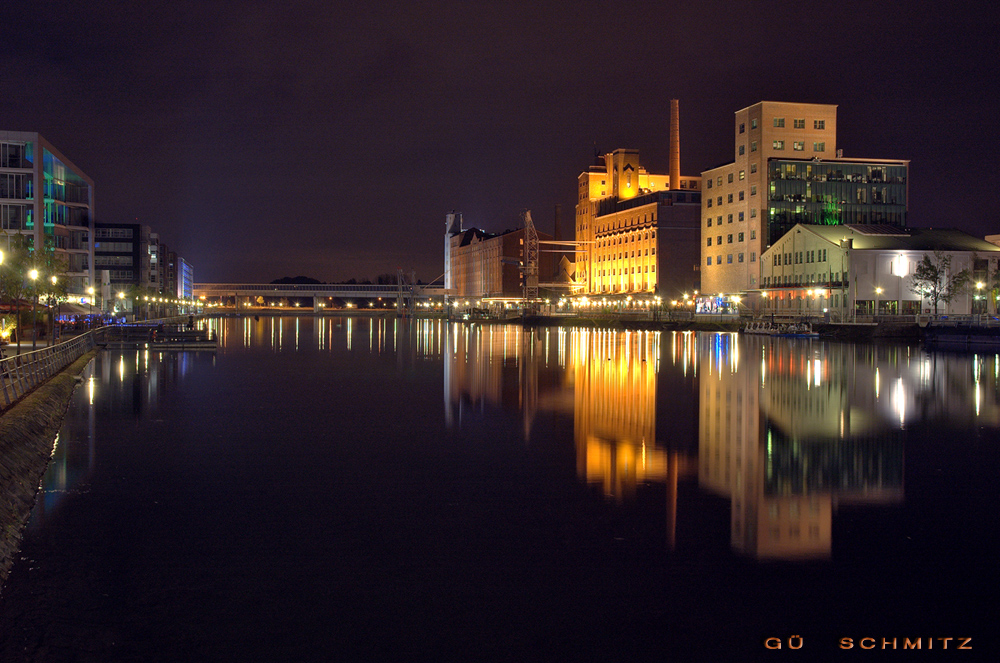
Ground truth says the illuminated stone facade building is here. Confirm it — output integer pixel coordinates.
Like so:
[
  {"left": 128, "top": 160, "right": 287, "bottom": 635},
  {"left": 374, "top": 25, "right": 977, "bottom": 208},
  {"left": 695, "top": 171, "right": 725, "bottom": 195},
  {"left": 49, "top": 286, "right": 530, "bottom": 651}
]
[
  {"left": 575, "top": 101, "right": 703, "bottom": 299},
  {"left": 700, "top": 102, "right": 909, "bottom": 297},
  {"left": 758, "top": 224, "right": 1000, "bottom": 317},
  {"left": 0, "top": 131, "right": 94, "bottom": 296}
]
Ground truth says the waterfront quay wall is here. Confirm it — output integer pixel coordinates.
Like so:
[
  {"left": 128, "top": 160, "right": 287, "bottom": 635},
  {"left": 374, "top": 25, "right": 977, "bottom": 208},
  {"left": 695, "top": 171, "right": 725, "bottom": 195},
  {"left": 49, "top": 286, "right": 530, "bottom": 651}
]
[{"left": 0, "top": 350, "right": 97, "bottom": 591}]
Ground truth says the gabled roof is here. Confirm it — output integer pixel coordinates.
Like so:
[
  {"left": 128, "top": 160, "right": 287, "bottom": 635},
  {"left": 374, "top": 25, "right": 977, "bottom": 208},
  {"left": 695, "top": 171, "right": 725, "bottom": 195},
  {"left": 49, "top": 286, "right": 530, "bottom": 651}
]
[{"left": 789, "top": 224, "right": 1000, "bottom": 253}]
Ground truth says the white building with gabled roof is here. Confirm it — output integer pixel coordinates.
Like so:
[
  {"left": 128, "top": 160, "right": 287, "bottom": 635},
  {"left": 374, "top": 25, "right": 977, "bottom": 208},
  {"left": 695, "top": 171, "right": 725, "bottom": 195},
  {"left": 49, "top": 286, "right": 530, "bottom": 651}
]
[{"left": 757, "top": 224, "right": 1000, "bottom": 319}]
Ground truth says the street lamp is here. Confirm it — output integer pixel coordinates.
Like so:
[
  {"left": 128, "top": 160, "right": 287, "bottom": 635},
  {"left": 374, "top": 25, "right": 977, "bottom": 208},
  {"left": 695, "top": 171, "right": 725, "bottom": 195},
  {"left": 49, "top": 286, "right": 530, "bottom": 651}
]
[
  {"left": 875, "top": 287, "right": 883, "bottom": 318},
  {"left": 50, "top": 275, "right": 58, "bottom": 342},
  {"left": 29, "top": 268, "right": 38, "bottom": 350}
]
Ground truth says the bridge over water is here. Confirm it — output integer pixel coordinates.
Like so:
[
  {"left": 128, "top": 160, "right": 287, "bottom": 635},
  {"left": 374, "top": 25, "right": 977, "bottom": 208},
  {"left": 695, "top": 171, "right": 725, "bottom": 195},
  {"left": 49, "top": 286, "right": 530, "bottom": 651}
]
[{"left": 193, "top": 282, "right": 446, "bottom": 311}]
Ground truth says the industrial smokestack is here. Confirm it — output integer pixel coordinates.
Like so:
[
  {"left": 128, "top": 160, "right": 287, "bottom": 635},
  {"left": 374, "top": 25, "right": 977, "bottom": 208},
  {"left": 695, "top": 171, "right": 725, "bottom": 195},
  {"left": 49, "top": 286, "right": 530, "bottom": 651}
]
[{"left": 669, "top": 99, "right": 680, "bottom": 191}]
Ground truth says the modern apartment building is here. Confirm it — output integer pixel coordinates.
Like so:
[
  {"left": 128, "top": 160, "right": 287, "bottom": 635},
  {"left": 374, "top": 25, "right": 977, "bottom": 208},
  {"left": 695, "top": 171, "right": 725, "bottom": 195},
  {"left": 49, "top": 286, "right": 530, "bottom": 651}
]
[
  {"left": 575, "top": 100, "right": 702, "bottom": 299},
  {"left": 0, "top": 131, "right": 94, "bottom": 296},
  {"left": 94, "top": 222, "right": 143, "bottom": 289},
  {"left": 700, "top": 102, "right": 909, "bottom": 297}
]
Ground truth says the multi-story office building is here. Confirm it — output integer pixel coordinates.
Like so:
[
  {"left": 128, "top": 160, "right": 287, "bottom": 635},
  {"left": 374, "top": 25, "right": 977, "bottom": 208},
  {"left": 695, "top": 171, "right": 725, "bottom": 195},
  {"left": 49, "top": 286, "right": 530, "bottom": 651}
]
[
  {"left": 0, "top": 131, "right": 94, "bottom": 296},
  {"left": 178, "top": 257, "right": 194, "bottom": 301},
  {"left": 94, "top": 222, "right": 143, "bottom": 289},
  {"left": 575, "top": 101, "right": 703, "bottom": 299},
  {"left": 700, "top": 102, "right": 909, "bottom": 298},
  {"left": 95, "top": 222, "right": 194, "bottom": 313}
]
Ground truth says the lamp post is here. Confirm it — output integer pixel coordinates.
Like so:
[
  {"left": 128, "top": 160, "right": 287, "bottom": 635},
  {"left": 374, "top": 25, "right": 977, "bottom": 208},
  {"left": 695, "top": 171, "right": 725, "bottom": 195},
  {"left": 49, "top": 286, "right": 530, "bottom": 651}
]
[
  {"left": 87, "top": 286, "right": 95, "bottom": 324},
  {"left": 117, "top": 291, "right": 125, "bottom": 319},
  {"left": 976, "top": 281, "right": 984, "bottom": 317},
  {"left": 49, "top": 275, "right": 58, "bottom": 342},
  {"left": 875, "top": 287, "right": 883, "bottom": 319},
  {"left": 29, "top": 268, "right": 38, "bottom": 350}
]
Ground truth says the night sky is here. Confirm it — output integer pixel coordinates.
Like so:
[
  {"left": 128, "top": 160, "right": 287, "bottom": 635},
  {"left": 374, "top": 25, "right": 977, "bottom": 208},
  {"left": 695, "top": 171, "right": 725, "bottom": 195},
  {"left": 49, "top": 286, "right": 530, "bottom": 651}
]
[{"left": 4, "top": 1, "right": 997, "bottom": 284}]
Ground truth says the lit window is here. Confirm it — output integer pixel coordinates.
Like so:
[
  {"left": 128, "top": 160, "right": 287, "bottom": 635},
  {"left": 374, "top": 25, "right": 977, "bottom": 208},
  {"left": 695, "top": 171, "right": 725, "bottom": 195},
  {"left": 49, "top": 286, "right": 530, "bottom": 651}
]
[
  {"left": 814, "top": 120, "right": 825, "bottom": 129},
  {"left": 814, "top": 142, "right": 826, "bottom": 152},
  {"left": 750, "top": 229, "right": 756, "bottom": 239},
  {"left": 739, "top": 170, "right": 745, "bottom": 180},
  {"left": 751, "top": 185, "right": 757, "bottom": 196},
  {"left": 793, "top": 119, "right": 805, "bottom": 129},
  {"left": 773, "top": 140, "right": 785, "bottom": 150},
  {"left": 751, "top": 118, "right": 758, "bottom": 129},
  {"left": 773, "top": 118, "right": 785, "bottom": 127},
  {"left": 717, "top": 177, "right": 722, "bottom": 186},
  {"left": 793, "top": 141, "right": 804, "bottom": 151}
]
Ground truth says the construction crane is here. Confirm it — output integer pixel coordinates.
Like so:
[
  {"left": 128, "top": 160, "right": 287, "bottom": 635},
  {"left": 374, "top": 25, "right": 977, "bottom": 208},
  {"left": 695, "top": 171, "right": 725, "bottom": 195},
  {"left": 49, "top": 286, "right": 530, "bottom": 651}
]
[{"left": 522, "top": 210, "right": 539, "bottom": 311}]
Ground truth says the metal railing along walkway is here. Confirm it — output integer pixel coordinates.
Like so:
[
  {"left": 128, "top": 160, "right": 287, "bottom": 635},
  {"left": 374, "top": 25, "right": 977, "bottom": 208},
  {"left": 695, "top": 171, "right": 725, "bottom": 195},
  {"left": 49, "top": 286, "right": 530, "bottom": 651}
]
[{"left": 0, "top": 330, "right": 103, "bottom": 413}]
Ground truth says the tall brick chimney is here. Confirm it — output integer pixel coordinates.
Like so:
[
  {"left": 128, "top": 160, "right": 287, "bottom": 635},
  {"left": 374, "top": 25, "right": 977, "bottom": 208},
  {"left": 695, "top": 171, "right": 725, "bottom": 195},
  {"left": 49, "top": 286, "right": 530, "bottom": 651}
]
[{"left": 669, "top": 99, "right": 680, "bottom": 190}]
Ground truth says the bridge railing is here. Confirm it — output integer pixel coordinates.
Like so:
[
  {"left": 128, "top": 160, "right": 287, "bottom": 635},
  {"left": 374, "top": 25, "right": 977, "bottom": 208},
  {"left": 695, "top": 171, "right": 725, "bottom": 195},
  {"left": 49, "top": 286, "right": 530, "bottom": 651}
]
[
  {"left": 0, "top": 330, "right": 103, "bottom": 413},
  {"left": 194, "top": 283, "right": 444, "bottom": 297}
]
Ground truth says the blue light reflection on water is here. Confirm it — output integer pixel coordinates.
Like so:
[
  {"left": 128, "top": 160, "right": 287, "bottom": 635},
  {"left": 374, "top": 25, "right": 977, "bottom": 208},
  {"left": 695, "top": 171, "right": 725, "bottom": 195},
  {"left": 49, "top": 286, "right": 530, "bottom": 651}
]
[{"left": 3, "top": 317, "right": 997, "bottom": 660}]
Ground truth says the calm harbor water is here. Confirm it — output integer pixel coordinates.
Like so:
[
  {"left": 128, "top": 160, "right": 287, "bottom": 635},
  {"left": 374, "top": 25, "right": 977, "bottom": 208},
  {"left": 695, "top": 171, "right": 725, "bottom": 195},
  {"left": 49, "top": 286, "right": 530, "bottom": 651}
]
[{"left": 0, "top": 316, "right": 996, "bottom": 661}]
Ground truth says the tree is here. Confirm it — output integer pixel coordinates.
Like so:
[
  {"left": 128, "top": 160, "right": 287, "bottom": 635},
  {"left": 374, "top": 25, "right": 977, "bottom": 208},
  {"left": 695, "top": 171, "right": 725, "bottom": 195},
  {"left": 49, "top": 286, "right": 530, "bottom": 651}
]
[
  {"left": 909, "top": 252, "right": 970, "bottom": 316},
  {"left": 0, "top": 234, "right": 33, "bottom": 343}
]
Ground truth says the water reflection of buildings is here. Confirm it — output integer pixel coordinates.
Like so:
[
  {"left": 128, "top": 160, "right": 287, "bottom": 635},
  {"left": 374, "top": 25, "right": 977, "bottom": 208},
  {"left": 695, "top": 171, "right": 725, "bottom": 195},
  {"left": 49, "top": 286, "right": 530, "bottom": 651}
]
[
  {"left": 32, "top": 349, "right": 209, "bottom": 527},
  {"left": 442, "top": 325, "right": 700, "bottom": 547},
  {"left": 694, "top": 335, "right": 1000, "bottom": 560}
]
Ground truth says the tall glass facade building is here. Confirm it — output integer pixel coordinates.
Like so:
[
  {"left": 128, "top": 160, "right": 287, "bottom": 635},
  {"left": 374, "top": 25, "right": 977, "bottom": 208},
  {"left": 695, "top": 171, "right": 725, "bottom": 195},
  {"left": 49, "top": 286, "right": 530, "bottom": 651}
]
[
  {"left": 766, "top": 158, "right": 908, "bottom": 243},
  {"left": 0, "top": 131, "right": 94, "bottom": 296}
]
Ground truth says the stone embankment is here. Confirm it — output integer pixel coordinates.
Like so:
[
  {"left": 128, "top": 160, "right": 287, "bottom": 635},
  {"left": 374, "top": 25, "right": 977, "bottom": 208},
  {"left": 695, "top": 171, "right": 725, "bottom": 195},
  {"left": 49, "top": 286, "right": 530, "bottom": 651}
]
[{"left": 0, "top": 350, "right": 98, "bottom": 590}]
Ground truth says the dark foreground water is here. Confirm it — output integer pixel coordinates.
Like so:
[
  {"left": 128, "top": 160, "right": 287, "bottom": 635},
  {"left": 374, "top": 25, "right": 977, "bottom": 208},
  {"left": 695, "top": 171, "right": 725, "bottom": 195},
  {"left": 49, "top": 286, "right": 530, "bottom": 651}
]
[{"left": 0, "top": 316, "right": 996, "bottom": 661}]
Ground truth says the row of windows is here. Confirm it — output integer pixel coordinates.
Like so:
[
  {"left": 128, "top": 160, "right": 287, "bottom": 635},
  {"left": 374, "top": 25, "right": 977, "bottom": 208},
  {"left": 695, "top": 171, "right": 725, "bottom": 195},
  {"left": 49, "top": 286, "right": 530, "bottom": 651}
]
[
  {"left": 95, "top": 255, "right": 133, "bottom": 267},
  {"left": 740, "top": 118, "right": 826, "bottom": 130},
  {"left": 771, "top": 140, "right": 826, "bottom": 151},
  {"left": 95, "top": 227, "right": 134, "bottom": 239},
  {"left": 774, "top": 249, "right": 829, "bottom": 266},
  {"left": 595, "top": 246, "right": 657, "bottom": 261},
  {"left": 706, "top": 252, "right": 756, "bottom": 265},
  {"left": 707, "top": 232, "right": 747, "bottom": 246},
  {"left": 596, "top": 265, "right": 657, "bottom": 276},
  {"left": 707, "top": 212, "right": 753, "bottom": 227},
  {"left": 763, "top": 272, "right": 844, "bottom": 287}
]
